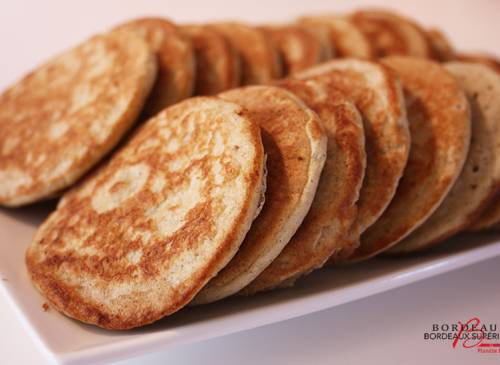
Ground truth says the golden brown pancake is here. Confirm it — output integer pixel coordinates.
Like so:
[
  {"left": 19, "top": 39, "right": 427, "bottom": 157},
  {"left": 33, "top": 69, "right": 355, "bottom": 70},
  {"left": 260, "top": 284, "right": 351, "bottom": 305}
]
[
  {"left": 242, "top": 78, "right": 366, "bottom": 294},
  {"left": 295, "top": 21, "right": 335, "bottom": 62},
  {"left": 260, "top": 25, "right": 324, "bottom": 75},
  {"left": 115, "top": 18, "right": 195, "bottom": 115},
  {"left": 299, "top": 15, "right": 374, "bottom": 59},
  {"left": 193, "top": 86, "right": 327, "bottom": 304},
  {"left": 26, "top": 97, "right": 266, "bottom": 329},
  {"left": 296, "top": 60, "right": 410, "bottom": 257},
  {"left": 350, "top": 10, "right": 432, "bottom": 58},
  {"left": 426, "top": 28, "right": 456, "bottom": 61},
  {"left": 182, "top": 25, "right": 240, "bottom": 95},
  {"left": 0, "top": 31, "right": 157, "bottom": 207},
  {"left": 211, "top": 22, "right": 282, "bottom": 84},
  {"left": 389, "top": 62, "right": 500, "bottom": 253},
  {"left": 347, "top": 57, "right": 470, "bottom": 261}
]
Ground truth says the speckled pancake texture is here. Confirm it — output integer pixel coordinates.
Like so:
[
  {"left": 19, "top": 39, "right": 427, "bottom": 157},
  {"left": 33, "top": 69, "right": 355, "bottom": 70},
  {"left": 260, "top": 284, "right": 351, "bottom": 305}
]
[
  {"left": 242, "top": 78, "right": 366, "bottom": 293},
  {"left": 0, "top": 30, "right": 157, "bottom": 206},
  {"left": 26, "top": 97, "right": 266, "bottom": 329},
  {"left": 349, "top": 57, "right": 470, "bottom": 261},
  {"left": 193, "top": 86, "right": 326, "bottom": 304},
  {"left": 116, "top": 18, "right": 195, "bottom": 115},
  {"left": 297, "top": 59, "right": 410, "bottom": 249},
  {"left": 389, "top": 62, "right": 500, "bottom": 253}
]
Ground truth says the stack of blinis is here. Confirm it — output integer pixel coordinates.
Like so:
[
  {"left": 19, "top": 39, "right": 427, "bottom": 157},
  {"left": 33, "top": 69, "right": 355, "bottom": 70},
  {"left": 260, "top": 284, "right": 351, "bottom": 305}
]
[{"left": 1, "top": 9, "right": 500, "bottom": 329}]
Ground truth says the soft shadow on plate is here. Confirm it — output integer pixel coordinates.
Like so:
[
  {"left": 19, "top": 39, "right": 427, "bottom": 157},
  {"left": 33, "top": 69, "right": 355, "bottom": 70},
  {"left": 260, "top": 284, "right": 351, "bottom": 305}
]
[{"left": 0, "top": 199, "right": 58, "bottom": 226}]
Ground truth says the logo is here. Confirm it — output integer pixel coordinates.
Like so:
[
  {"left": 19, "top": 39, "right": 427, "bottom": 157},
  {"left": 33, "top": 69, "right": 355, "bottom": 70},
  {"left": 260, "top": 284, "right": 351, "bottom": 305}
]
[{"left": 424, "top": 317, "right": 500, "bottom": 354}]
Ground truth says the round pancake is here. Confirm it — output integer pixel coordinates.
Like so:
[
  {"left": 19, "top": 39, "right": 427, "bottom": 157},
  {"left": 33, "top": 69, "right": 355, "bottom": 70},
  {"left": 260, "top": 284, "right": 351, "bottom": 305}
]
[
  {"left": 25, "top": 97, "right": 266, "bottom": 329},
  {"left": 192, "top": 86, "right": 327, "bottom": 304},
  {"left": 182, "top": 25, "right": 240, "bottom": 95},
  {"left": 389, "top": 62, "right": 500, "bottom": 253},
  {"left": 347, "top": 57, "right": 470, "bottom": 261},
  {"left": 299, "top": 16, "right": 374, "bottom": 59},
  {"left": 116, "top": 18, "right": 195, "bottom": 115},
  {"left": 295, "top": 22, "right": 335, "bottom": 62},
  {"left": 259, "top": 25, "right": 324, "bottom": 75},
  {"left": 241, "top": 78, "right": 366, "bottom": 294},
  {"left": 426, "top": 28, "right": 455, "bottom": 61},
  {"left": 296, "top": 60, "right": 410, "bottom": 248},
  {"left": 0, "top": 31, "right": 157, "bottom": 207},
  {"left": 350, "top": 10, "right": 432, "bottom": 58},
  {"left": 211, "top": 22, "right": 282, "bottom": 84}
]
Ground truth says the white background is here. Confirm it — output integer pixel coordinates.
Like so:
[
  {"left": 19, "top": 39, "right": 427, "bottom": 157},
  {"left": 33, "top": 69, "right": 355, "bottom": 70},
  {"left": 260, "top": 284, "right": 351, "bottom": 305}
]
[
  {"left": 1, "top": 0, "right": 500, "bottom": 89},
  {"left": 1, "top": 0, "right": 500, "bottom": 364}
]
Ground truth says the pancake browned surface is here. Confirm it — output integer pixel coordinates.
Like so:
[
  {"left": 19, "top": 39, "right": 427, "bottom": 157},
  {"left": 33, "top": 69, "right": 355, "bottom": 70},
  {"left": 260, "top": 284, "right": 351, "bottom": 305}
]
[
  {"left": 211, "top": 22, "right": 282, "bottom": 84},
  {"left": 297, "top": 60, "right": 410, "bottom": 252},
  {"left": 0, "top": 31, "right": 156, "bottom": 207},
  {"left": 349, "top": 10, "right": 432, "bottom": 58},
  {"left": 260, "top": 25, "right": 324, "bottom": 75},
  {"left": 299, "top": 15, "right": 374, "bottom": 59},
  {"left": 242, "top": 78, "right": 366, "bottom": 294},
  {"left": 347, "top": 57, "right": 470, "bottom": 261},
  {"left": 426, "top": 29, "right": 455, "bottom": 61},
  {"left": 116, "top": 18, "right": 195, "bottom": 115},
  {"left": 193, "top": 86, "right": 327, "bottom": 304},
  {"left": 182, "top": 25, "right": 240, "bottom": 95},
  {"left": 389, "top": 62, "right": 500, "bottom": 254},
  {"left": 295, "top": 22, "right": 335, "bottom": 62},
  {"left": 26, "top": 97, "right": 266, "bottom": 329}
]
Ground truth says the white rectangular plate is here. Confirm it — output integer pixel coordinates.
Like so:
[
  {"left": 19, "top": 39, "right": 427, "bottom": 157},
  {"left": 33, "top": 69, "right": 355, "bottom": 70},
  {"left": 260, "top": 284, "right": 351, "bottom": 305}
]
[{"left": 1, "top": 202, "right": 500, "bottom": 365}]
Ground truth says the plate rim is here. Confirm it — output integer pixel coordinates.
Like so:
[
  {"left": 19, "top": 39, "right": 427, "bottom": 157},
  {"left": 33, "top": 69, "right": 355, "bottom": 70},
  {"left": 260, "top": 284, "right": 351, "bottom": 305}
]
[{"left": 2, "top": 238, "right": 500, "bottom": 365}]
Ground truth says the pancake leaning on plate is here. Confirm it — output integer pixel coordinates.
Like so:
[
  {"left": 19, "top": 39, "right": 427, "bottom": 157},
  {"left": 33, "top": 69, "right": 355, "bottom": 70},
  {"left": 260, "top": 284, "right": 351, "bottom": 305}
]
[
  {"left": 193, "top": 86, "right": 327, "bottom": 304},
  {"left": 182, "top": 25, "right": 240, "bottom": 95},
  {"left": 115, "top": 18, "right": 195, "bottom": 115},
  {"left": 294, "top": 21, "right": 335, "bottom": 62},
  {"left": 260, "top": 25, "right": 325, "bottom": 75},
  {"left": 469, "top": 196, "right": 500, "bottom": 231},
  {"left": 446, "top": 56, "right": 500, "bottom": 232},
  {"left": 26, "top": 97, "right": 266, "bottom": 329},
  {"left": 0, "top": 30, "right": 157, "bottom": 207},
  {"left": 242, "top": 78, "right": 366, "bottom": 294},
  {"left": 298, "top": 15, "right": 374, "bottom": 59},
  {"left": 426, "top": 28, "right": 455, "bottom": 61},
  {"left": 296, "top": 59, "right": 410, "bottom": 258},
  {"left": 389, "top": 62, "right": 500, "bottom": 253},
  {"left": 349, "top": 10, "right": 432, "bottom": 58},
  {"left": 346, "top": 57, "right": 470, "bottom": 262},
  {"left": 211, "top": 22, "right": 282, "bottom": 84}
]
